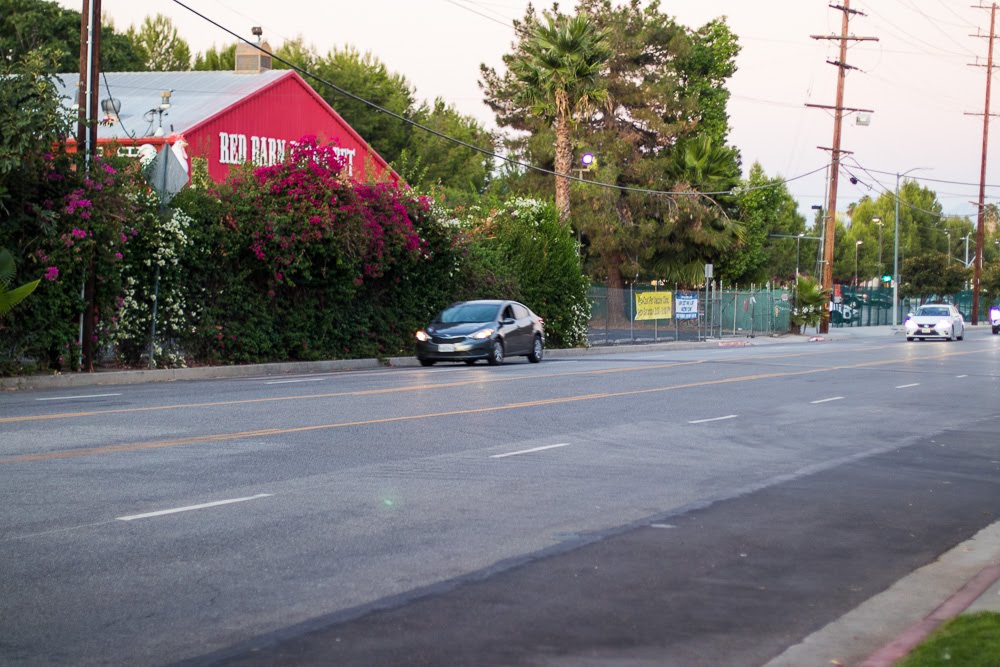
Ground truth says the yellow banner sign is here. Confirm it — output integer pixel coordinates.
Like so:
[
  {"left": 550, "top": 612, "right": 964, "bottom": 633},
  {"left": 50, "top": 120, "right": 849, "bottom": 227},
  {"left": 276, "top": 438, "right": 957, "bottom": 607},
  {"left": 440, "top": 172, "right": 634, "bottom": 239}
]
[{"left": 635, "top": 291, "right": 673, "bottom": 320}]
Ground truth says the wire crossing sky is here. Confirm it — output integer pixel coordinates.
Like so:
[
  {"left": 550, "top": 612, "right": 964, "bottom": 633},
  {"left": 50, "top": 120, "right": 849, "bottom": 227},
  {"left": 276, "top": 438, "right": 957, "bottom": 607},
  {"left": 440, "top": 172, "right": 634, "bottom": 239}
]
[{"left": 61, "top": 0, "right": 1000, "bottom": 221}]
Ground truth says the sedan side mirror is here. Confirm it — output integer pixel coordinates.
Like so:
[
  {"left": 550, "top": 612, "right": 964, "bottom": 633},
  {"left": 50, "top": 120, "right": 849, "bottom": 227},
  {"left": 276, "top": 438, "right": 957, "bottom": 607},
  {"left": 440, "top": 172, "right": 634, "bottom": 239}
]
[{"left": 502, "top": 317, "right": 515, "bottom": 325}]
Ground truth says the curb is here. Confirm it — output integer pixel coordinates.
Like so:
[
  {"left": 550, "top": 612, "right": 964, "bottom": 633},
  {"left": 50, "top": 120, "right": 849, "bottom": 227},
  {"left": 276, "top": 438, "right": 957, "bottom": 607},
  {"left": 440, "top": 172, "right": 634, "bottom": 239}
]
[
  {"left": 860, "top": 564, "right": 1000, "bottom": 666},
  {"left": 0, "top": 336, "right": 807, "bottom": 391},
  {"left": 3, "top": 328, "right": 918, "bottom": 392}
]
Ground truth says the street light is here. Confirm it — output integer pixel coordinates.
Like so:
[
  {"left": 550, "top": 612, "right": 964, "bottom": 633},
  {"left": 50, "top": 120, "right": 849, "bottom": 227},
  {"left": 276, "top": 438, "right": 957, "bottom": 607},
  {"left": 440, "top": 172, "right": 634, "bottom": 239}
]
[
  {"left": 944, "top": 230, "right": 951, "bottom": 262},
  {"left": 796, "top": 232, "right": 805, "bottom": 278},
  {"left": 855, "top": 240, "right": 863, "bottom": 288},
  {"left": 811, "top": 205, "right": 824, "bottom": 276},
  {"left": 893, "top": 168, "right": 932, "bottom": 327},
  {"left": 872, "top": 217, "right": 883, "bottom": 275}
]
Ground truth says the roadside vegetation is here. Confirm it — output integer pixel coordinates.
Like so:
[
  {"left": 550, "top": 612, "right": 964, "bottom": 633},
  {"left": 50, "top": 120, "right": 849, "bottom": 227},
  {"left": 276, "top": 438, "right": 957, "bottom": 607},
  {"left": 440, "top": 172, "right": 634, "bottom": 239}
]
[
  {"left": 2, "top": 0, "right": 1000, "bottom": 375},
  {"left": 898, "top": 612, "right": 1000, "bottom": 667}
]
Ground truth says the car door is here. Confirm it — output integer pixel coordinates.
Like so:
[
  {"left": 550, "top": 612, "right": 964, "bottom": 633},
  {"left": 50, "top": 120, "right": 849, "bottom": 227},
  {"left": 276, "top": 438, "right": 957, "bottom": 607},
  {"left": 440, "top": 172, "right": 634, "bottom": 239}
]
[
  {"left": 951, "top": 306, "right": 964, "bottom": 337},
  {"left": 498, "top": 304, "right": 523, "bottom": 354},
  {"left": 511, "top": 303, "right": 534, "bottom": 354}
]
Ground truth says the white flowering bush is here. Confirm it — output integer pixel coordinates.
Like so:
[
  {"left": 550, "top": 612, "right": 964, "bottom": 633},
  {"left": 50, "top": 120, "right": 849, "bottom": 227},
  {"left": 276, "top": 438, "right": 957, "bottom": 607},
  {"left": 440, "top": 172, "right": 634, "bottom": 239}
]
[
  {"left": 111, "top": 192, "right": 196, "bottom": 367},
  {"left": 454, "top": 197, "right": 591, "bottom": 348}
]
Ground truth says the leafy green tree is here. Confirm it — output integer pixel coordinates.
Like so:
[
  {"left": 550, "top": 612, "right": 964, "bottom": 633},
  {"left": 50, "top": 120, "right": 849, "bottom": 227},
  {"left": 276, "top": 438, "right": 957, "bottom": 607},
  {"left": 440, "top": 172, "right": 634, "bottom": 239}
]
[
  {"left": 482, "top": 1, "right": 742, "bottom": 297},
  {"left": 126, "top": 13, "right": 191, "bottom": 71},
  {"left": 0, "top": 0, "right": 144, "bottom": 71},
  {"left": 193, "top": 43, "right": 236, "bottom": 71},
  {"left": 728, "top": 162, "right": 806, "bottom": 285},
  {"left": 309, "top": 47, "right": 416, "bottom": 166},
  {"left": 674, "top": 18, "right": 740, "bottom": 144},
  {"left": 403, "top": 98, "right": 494, "bottom": 201},
  {"left": 0, "top": 49, "right": 73, "bottom": 211},
  {"left": 272, "top": 36, "right": 317, "bottom": 72},
  {"left": 901, "top": 253, "right": 969, "bottom": 302},
  {"left": 981, "top": 260, "right": 1000, "bottom": 305}
]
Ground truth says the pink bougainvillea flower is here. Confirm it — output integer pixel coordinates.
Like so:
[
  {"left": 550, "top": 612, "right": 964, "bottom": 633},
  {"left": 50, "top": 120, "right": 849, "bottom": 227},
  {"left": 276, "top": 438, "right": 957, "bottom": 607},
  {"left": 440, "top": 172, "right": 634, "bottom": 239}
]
[{"left": 44, "top": 266, "right": 59, "bottom": 281}]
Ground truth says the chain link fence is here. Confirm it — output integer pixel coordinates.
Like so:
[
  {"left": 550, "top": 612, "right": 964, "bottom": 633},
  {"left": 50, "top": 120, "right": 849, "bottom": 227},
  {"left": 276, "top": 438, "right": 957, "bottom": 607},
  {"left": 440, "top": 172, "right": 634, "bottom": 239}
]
[
  {"left": 587, "top": 283, "right": 792, "bottom": 345},
  {"left": 587, "top": 282, "right": 996, "bottom": 345},
  {"left": 829, "top": 286, "right": 995, "bottom": 327}
]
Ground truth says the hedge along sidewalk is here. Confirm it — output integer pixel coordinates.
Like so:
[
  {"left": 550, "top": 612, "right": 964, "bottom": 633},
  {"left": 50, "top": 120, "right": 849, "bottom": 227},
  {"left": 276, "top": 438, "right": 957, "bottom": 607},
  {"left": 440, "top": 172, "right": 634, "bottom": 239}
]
[{"left": 0, "top": 334, "right": 822, "bottom": 391}]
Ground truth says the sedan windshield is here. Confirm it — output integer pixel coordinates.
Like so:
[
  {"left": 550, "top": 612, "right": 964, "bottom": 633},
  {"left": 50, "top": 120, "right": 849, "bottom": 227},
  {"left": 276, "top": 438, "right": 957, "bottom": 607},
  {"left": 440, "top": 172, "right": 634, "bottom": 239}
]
[
  {"left": 916, "top": 306, "right": 950, "bottom": 317},
  {"left": 438, "top": 303, "right": 500, "bottom": 323}
]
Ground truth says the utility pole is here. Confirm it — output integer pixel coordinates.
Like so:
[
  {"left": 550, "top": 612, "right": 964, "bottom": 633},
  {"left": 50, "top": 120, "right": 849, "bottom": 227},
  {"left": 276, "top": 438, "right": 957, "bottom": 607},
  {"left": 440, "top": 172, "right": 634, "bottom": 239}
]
[
  {"left": 966, "top": 3, "right": 997, "bottom": 325},
  {"left": 77, "top": 0, "right": 102, "bottom": 371},
  {"left": 807, "top": 0, "right": 877, "bottom": 333}
]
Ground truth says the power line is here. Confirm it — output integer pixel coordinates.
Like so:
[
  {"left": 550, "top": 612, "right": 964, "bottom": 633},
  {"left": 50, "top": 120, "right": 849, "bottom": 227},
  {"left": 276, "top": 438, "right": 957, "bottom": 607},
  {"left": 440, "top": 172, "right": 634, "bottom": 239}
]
[
  {"left": 442, "top": 0, "right": 513, "bottom": 28},
  {"left": 169, "top": 0, "right": 828, "bottom": 200},
  {"left": 844, "top": 162, "right": 1000, "bottom": 188}
]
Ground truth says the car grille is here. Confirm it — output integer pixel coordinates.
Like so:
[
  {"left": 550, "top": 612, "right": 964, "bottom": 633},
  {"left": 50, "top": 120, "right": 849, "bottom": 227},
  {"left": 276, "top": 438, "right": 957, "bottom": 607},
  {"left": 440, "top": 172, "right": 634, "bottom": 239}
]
[{"left": 431, "top": 334, "right": 464, "bottom": 343}]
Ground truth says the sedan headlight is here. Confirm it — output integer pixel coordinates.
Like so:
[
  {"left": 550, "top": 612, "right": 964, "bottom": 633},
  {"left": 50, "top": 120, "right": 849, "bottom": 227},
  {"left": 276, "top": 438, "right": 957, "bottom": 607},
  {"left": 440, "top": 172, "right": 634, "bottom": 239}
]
[
  {"left": 415, "top": 330, "right": 430, "bottom": 342},
  {"left": 937, "top": 319, "right": 952, "bottom": 329},
  {"left": 470, "top": 328, "right": 495, "bottom": 340}
]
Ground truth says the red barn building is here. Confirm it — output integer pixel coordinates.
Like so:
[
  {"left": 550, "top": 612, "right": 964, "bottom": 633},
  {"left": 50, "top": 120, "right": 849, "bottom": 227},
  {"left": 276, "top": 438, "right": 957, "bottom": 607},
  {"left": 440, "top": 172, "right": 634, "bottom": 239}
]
[{"left": 58, "top": 51, "right": 395, "bottom": 183}]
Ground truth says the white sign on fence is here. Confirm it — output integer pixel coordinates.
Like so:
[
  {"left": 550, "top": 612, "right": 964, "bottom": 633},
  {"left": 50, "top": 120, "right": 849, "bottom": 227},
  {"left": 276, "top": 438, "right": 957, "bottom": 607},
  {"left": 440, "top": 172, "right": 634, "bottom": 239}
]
[{"left": 676, "top": 294, "right": 698, "bottom": 320}]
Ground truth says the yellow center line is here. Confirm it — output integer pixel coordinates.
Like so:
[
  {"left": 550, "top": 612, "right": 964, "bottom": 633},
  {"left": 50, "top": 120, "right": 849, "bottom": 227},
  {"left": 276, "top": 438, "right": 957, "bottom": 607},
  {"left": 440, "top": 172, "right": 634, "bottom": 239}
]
[
  {"left": 1, "top": 346, "right": 988, "bottom": 465},
  {"left": 3, "top": 361, "right": 709, "bottom": 424},
  {"left": 0, "top": 343, "right": 924, "bottom": 425}
]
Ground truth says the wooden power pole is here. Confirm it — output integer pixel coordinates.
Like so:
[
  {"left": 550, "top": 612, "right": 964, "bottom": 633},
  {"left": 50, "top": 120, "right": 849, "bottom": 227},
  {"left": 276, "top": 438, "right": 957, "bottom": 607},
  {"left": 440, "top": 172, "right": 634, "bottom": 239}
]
[
  {"left": 967, "top": 3, "right": 998, "bottom": 325},
  {"left": 77, "top": 0, "right": 102, "bottom": 371},
  {"left": 807, "top": 0, "right": 876, "bottom": 333}
]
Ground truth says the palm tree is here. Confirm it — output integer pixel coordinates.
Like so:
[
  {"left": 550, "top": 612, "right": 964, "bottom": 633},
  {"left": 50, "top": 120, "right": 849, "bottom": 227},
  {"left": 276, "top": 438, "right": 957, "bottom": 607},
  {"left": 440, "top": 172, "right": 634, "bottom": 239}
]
[{"left": 509, "top": 13, "right": 611, "bottom": 225}]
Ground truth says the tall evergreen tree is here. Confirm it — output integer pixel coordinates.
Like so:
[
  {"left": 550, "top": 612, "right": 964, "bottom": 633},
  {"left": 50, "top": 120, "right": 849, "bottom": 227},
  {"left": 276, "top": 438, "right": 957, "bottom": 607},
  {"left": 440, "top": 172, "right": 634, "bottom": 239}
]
[{"left": 126, "top": 14, "right": 191, "bottom": 71}]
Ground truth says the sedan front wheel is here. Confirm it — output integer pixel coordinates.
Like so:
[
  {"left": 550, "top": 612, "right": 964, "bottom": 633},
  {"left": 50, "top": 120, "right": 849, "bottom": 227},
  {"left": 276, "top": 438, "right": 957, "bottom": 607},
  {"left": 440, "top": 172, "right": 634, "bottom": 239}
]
[{"left": 487, "top": 340, "right": 505, "bottom": 366}]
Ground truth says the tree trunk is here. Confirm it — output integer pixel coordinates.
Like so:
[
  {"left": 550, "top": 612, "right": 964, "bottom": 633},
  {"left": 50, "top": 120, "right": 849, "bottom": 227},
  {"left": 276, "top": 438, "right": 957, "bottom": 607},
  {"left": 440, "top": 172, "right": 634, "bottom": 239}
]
[
  {"left": 607, "top": 257, "right": 625, "bottom": 325},
  {"left": 554, "top": 103, "right": 572, "bottom": 226}
]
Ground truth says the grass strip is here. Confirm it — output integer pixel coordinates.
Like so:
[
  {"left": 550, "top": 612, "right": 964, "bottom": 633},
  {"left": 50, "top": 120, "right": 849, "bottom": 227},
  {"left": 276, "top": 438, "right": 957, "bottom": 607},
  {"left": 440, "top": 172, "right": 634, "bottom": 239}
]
[{"left": 897, "top": 611, "right": 1000, "bottom": 667}]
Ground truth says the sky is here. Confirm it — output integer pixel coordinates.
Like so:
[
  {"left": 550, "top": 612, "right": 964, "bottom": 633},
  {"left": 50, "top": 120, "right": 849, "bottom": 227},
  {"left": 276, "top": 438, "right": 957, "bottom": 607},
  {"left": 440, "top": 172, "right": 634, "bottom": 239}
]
[{"left": 60, "top": 0, "right": 1000, "bottom": 230}]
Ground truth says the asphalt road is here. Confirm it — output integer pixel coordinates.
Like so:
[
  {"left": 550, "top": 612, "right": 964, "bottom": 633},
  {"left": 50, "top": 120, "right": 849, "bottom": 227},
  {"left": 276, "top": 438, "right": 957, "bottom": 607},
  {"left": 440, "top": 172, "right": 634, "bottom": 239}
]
[{"left": 1, "top": 330, "right": 998, "bottom": 666}]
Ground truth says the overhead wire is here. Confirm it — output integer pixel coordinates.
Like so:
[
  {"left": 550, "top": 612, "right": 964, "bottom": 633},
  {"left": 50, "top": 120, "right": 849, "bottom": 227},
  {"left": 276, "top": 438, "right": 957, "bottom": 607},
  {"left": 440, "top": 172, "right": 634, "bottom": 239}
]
[
  {"left": 443, "top": 0, "right": 514, "bottom": 28},
  {"left": 856, "top": 0, "right": 973, "bottom": 58},
  {"left": 100, "top": 71, "right": 135, "bottom": 139},
  {"left": 894, "top": 0, "right": 979, "bottom": 54},
  {"left": 840, "top": 160, "right": 978, "bottom": 219},
  {"left": 170, "top": 0, "right": 829, "bottom": 200}
]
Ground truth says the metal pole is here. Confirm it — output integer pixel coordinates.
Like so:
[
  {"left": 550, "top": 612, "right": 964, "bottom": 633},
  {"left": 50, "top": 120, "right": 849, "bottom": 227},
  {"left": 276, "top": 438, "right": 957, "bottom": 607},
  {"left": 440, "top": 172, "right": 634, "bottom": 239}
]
[
  {"left": 629, "top": 281, "right": 634, "bottom": 342},
  {"left": 675, "top": 283, "right": 679, "bottom": 341},
  {"left": 796, "top": 235, "right": 801, "bottom": 278}
]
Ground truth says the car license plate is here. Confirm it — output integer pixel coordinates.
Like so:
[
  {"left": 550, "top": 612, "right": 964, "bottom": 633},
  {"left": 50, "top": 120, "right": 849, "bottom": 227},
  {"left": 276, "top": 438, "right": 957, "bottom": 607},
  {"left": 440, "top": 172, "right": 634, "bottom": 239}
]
[
  {"left": 437, "top": 344, "right": 455, "bottom": 352},
  {"left": 920, "top": 328, "right": 931, "bottom": 334}
]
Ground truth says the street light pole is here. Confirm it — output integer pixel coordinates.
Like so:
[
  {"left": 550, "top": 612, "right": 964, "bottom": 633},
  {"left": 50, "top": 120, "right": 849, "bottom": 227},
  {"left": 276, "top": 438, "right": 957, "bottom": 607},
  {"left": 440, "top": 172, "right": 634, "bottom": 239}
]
[
  {"left": 796, "top": 232, "right": 805, "bottom": 278},
  {"left": 872, "top": 217, "right": 883, "bottom": 276},
  {"left": 945, "top": 230, "right": 951, "bottom": 262},
  {"left": 855, "top": 240, "right": 863, "bottom": 287},
  {"left": 893, "top": 167, "right": 931, "bottom": 327}
]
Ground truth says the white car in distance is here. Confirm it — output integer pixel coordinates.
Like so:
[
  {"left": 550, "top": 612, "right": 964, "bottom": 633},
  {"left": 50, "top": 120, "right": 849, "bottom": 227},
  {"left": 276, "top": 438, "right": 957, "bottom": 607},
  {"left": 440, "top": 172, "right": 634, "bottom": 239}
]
[{"left": 904, "top": 304, "right": 965, "bottom": 342}]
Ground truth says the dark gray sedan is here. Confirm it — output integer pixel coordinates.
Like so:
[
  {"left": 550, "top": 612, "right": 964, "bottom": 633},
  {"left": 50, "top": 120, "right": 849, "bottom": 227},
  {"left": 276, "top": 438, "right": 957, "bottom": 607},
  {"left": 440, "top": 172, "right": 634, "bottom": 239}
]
[{"left": 415, "top": 300, "right": 545, "bottom": 366}]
